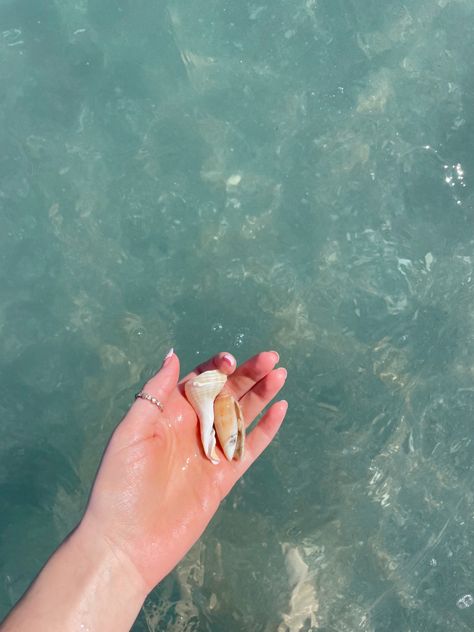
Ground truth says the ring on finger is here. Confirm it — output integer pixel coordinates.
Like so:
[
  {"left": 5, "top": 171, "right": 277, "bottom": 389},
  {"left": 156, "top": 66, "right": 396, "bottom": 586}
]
[{"left": 135, "top": 391, "right": 164, "bottom": 412}]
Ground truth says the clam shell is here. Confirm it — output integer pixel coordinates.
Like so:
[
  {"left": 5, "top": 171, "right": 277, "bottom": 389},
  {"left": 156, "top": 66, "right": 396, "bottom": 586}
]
[
  {"left": 184, "top": 370, "right": 227, "bottom": 464},
  {"left": 214, "top": 393, "right": 245, "bottom": 461}
]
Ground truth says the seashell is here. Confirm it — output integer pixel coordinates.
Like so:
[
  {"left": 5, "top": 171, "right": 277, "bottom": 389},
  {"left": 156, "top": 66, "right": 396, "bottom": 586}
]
[
  {"left": 184, "top": 370, "right": 227, "bottom": 464},
  {"left": 214, "top": 392, "right": 245, "bottom": 461}
]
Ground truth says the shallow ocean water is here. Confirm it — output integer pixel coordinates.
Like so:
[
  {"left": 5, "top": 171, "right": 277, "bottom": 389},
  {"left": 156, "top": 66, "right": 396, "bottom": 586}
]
[{"left": 2, "top": 0, "right": 474, "bottom": 630}]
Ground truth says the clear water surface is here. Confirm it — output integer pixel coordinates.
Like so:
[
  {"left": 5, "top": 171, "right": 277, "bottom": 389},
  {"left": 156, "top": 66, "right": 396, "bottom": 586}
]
[{"left": 1, "top": 0, "right": 474, "bottom": 630}]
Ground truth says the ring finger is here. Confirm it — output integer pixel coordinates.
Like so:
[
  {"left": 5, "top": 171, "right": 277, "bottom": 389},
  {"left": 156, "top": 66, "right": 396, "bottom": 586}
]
[{"left": 239, "top": 367, "right": 287, "bottom": 427}]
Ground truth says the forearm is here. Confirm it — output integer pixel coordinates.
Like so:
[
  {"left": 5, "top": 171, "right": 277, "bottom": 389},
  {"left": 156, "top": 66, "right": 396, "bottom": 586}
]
[{"left": 0, "top": 520, "right": 148, "bottom": 632}]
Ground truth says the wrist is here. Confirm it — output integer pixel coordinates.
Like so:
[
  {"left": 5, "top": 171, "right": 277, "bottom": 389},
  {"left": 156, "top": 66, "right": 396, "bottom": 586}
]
[
  {"left": 71, "top": 515, "right": 149, "bottom": 610},
  {"left": 1, "top": 517, "right": 148, "bottom": 632}
]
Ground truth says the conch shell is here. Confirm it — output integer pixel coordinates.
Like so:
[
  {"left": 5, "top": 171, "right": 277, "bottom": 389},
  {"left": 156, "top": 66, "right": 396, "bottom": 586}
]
[
  {"left": 214, "top": 393, "right": 245, "bottom": 461},
  {"left": 184, "top": 370, "right": 227, "bottom": 464}
]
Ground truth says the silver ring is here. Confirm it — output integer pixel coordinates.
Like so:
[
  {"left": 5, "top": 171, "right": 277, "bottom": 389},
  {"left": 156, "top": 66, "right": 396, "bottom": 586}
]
[{"left": 135, "top": 391, "right": 164, "bottom": 412}]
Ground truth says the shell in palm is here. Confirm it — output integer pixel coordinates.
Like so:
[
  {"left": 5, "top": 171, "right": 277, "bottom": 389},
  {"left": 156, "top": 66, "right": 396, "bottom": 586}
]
[{"left": 184, "top": 370, "right": 227, "bottom": 464}]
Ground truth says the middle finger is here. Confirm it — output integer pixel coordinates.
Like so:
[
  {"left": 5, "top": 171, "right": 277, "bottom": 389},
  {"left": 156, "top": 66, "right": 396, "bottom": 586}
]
[{"left": 225, "top": 351, "right": 280, "bottom": 400}]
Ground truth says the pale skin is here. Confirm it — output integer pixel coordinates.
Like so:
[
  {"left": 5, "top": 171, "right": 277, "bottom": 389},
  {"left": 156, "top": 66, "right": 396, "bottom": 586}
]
[{"left": 0, "top": 350, "right": 288, "bottom": 632}]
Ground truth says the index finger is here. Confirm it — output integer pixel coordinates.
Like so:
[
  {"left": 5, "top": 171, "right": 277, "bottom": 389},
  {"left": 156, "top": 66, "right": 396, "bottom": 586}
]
[
  {"left": 179, "top": 350, "right": 280, "bottom": 401},
  {"left": 180, "top": 351, "right": 237, "bottom": 383}
]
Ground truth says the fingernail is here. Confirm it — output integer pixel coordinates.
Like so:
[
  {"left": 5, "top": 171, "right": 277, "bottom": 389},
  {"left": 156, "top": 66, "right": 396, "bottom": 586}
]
[
  {"left": 269, "top": 350, "right": 280, "bottom": 363},
  {"left": 222, "top": 353, "right": 234, "bottom": 367},
  {"left": 162, "top": 348, "right": 174, "bottom": 367},
  {"left": 276, "top": 367, "right": 287, "bottom": 381}
]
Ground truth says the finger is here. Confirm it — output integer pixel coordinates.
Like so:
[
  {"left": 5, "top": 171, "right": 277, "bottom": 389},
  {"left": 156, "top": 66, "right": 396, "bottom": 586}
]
[
  {"left": 225, "top": 351, "right": 280, "bottom": 400},
  {"left": 239, "top": 400, "right": 287, "bottom": 470},
  {"left": 219, "top": 401, "right": 288, "bottom": 495},
  {"left": 244, "top": 401, "right": 287, "bottom": 465},
  {"left": 126, "top": 351, "right": 180, "bottom": 429},
  {"left": 180, "top": 351, "right": 237, "bottom": 383},
  {"left": 239, "top": 368, "right": 287, "bottom": 427}
]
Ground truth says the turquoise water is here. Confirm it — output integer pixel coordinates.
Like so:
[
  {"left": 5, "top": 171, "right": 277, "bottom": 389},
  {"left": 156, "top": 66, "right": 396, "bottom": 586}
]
[{"left": 2, "top": 0, "right": 474, "bottom": 629}]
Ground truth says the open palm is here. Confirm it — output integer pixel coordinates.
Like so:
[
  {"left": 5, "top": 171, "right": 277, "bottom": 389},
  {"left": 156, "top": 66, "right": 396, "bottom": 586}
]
[{"left": 81, "top": 350, "right": 287, "bottom": 591}]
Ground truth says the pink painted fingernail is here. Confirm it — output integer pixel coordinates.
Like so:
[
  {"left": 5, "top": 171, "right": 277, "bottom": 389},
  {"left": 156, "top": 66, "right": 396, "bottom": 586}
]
[
  {"left": 223, "top": 353, "right": 234, "bottom": 367},
  {"left": 162, "top": 348, "right": 174, "bottom": 367}
]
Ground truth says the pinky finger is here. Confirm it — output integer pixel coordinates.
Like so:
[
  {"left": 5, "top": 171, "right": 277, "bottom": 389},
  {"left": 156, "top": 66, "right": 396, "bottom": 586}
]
[
  {"left": 218, "top": 400, "right": 288, "bottom": 498},
  {"left": 240, "top": 400, "right": 288, "bottom": 472}
]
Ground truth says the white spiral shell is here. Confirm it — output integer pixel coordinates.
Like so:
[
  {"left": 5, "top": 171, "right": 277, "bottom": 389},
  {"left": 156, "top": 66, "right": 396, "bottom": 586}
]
[{"left": 184, "top": 370, "right": 227, "bottom": 464}]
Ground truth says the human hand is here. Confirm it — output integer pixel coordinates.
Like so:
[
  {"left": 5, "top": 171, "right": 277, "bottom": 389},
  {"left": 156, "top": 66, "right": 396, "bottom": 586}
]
[{"left": 79, "top": 350, "right": 287, "bottom": 594}]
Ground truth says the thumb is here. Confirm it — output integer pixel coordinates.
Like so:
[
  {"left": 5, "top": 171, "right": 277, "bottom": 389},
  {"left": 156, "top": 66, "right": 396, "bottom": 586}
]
[{"left": 121, "top": 350, "right": 180, "bottom": 437}]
